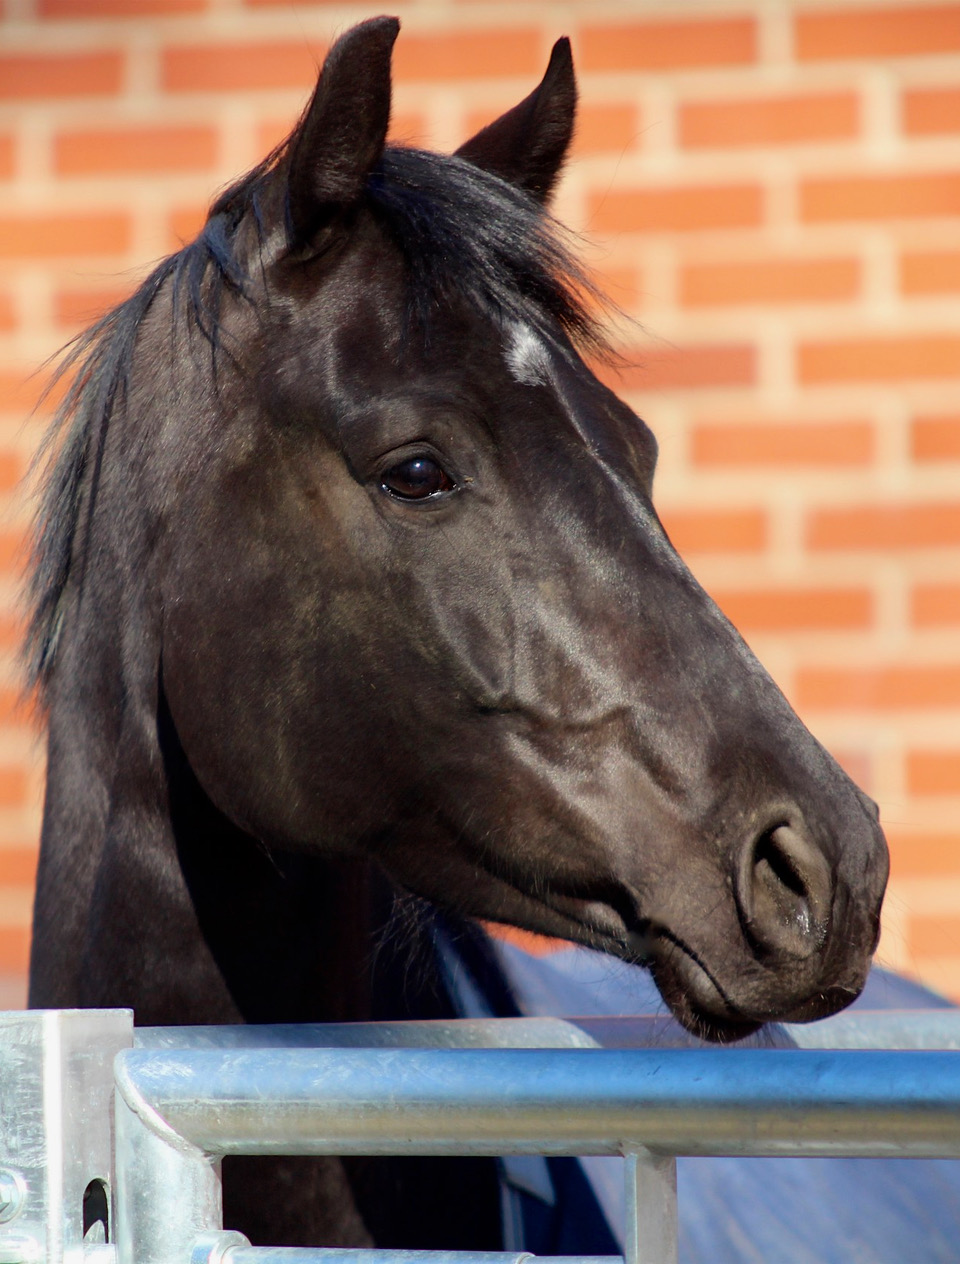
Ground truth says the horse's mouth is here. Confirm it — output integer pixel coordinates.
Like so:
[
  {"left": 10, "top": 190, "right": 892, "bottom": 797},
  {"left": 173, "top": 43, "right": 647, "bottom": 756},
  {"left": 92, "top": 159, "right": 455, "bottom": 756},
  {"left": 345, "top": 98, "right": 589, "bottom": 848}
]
[
  {"left": 643, "top": 926, "right": 868, "bottom": 1043},
  {"left": 442, "top": 860, "right": 835, "bottom": 1045},
  {"left": 488, "top": 883, "right": 765, "bottom": 1043},
  {"left": 503, "top": 884, "right": 779, "bottom": 1041},
  {"left": 644, "top": 933, "right": 764, "bottom": 1044}
]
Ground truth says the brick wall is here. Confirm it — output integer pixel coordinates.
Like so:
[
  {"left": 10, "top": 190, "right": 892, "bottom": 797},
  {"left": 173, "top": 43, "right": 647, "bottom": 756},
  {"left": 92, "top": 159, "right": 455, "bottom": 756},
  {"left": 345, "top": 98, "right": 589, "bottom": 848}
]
[{"left": 1, "top": 0, "right": 959, "bottom": 1004}]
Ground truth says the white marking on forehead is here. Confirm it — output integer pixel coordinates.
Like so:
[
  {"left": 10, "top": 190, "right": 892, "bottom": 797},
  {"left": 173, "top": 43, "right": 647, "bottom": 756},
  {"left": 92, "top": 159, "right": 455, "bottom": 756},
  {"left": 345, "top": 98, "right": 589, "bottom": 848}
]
[
  {"left": 504, "top": 322, "right": 552, "bottom": 386},
  {"left": 506, "top": 324, "right": 688, "bottom": 581}
]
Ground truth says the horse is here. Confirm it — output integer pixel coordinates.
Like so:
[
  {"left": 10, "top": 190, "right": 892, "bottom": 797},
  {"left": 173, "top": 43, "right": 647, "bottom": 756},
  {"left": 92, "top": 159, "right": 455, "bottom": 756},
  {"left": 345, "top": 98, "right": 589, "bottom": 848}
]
[{"left": 25, "top": 15, "right": 888, "bottom": 1252}]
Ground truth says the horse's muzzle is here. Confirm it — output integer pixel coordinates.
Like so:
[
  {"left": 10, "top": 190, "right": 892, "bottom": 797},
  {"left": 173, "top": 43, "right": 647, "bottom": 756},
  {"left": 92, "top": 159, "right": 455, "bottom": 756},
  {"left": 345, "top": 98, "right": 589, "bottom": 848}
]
[{"left": 645, "top": 795, "right": 889, "bottom": 1043}]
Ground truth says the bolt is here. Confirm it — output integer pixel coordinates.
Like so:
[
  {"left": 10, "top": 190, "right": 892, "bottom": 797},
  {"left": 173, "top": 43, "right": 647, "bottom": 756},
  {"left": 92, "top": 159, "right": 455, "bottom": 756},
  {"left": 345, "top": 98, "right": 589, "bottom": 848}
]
[{"left": 0, "top": 1170, "right": 25, "bottom": 1224}]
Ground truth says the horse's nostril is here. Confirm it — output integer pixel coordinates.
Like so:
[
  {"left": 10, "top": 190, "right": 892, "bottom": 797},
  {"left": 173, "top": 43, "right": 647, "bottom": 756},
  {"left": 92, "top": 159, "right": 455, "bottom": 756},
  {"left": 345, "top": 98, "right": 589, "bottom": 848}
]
[{"left": 737, "top": 821, "right": 831, "bottom": 960}]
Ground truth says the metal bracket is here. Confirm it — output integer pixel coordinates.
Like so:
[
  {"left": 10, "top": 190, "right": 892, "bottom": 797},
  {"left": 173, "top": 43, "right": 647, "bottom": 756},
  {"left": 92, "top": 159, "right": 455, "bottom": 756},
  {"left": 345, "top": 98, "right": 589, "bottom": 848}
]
[{"left": 0, "top": 1011, "right": 133, "bottom": 1264}]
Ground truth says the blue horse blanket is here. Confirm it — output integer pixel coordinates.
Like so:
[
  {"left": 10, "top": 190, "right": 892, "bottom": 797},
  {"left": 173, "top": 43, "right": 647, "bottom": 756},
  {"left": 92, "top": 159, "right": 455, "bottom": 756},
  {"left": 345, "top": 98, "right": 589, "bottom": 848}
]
[{"left": 446, "top": 938, "right": 960, "bottom": 1264}]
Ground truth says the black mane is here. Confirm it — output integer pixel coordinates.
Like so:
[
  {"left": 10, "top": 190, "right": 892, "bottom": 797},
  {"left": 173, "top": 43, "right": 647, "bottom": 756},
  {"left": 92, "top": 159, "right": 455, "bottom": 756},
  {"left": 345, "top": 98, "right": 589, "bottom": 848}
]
[
  {"left": 24, "top": 142, "right": 610, "bottom": 697},
  {"left": 369, "top": 147, "right": 606, "bottom": 352}
]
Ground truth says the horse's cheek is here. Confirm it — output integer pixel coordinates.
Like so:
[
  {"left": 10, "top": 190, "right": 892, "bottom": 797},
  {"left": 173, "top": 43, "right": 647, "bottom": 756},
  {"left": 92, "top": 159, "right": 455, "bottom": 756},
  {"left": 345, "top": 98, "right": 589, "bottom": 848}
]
[{"left": 159, "top": 537, "right": 418, "bottom": 853}]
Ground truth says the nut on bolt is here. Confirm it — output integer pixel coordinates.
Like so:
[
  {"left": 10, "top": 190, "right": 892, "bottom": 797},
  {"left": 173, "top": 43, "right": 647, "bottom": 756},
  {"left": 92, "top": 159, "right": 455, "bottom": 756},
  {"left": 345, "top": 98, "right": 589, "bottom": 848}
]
[{"left": 0, "top": 1170, "right": 25, "bottom": 1223}]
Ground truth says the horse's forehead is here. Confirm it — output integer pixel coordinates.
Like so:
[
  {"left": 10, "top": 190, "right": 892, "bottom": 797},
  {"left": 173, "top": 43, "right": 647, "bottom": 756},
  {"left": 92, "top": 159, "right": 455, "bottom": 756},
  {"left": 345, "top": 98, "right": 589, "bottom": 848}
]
[
  {"left": 504, "top": 322, "right": 552, "bottom": 387},
  {"left": 502, "top": 320, "right": 604, "bottom": 445},
  {"left": 500, "top": 321, "right": 685, "bottom": 565}
]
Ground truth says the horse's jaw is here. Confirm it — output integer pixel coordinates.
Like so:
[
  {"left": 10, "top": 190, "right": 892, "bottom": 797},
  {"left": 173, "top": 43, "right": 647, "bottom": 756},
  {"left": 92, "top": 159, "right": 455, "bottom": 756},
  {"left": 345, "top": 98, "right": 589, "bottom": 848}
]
[{"left": 371, "top": 738, "right": 886, "bottom": 1046}]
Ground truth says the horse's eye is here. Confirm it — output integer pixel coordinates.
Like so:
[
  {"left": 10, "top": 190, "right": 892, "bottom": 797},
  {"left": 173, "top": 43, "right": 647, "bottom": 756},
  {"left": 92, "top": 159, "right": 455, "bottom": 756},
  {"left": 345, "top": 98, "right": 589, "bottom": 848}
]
[{"left": 380, "top": 457, "right": 454, "bottom": 500}]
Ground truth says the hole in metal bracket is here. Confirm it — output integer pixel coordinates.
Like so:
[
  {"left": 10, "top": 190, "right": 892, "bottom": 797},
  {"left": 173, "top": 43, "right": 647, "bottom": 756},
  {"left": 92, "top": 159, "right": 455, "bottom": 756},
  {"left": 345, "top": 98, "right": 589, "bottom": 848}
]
[{"left": 82, "top": 1179, "right": 109, "bottom": 1244}]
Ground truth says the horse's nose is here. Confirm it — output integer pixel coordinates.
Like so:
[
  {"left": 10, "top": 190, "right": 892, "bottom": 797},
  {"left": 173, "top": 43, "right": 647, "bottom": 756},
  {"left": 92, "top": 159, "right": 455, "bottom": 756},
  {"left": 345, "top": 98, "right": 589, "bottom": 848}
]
[
  {"left": 860, "top": 790, "right": 881, "bottom": 822},
  {"left": 735, "top": 819, "right": 832, "bottom": 961}
]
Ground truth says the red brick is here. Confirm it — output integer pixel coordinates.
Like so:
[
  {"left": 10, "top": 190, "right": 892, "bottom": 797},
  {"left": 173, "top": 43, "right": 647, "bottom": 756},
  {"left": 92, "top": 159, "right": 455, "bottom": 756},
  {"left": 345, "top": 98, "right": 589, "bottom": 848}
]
[
  {"left": 808, "top": 502, "right": 960, "bottom": 550},
  {"left": 484, "top": 923, "right": 566, "bottom": 956},
  {"left": 0, "top": 52, "right": 123, "bottom": 100},
  {"left": 55, "top": 125, "right": 218, "bottom": 177},
  {"left": 888, "top": 829, "right": 960, "bottom": 877},
  {"left": 799, "top": 336, "right": 960, "bottom": 383},
  {"left": 465, "top": 101, "right": 639, "bottom": 159},
  {"left": 54, "top": 285, "right": 133, "bottom": 330},
  {"left": 2, "top": 364, "right": 71, "bottom": 417},
  {"left": 163, "top": 42, "right": 325, "bottom": 93},
  {"left": 658, "top": 507, "right": 767, "bottom": 554},
  {"left": 802, "top": 173, "right": 960, "bottom": 222},
  {"left": 0, "top": 452, "right": 24, "bottom": 492},
  {"left": 0, "top": 768, "right": 28, "bottom": 809},
  {"left": 904, "top": 87, "right": 960, "bottom": 136},
  {"left": 908, "top": 750, "right": 960, "bottom": 795},
  {"left": 168, "top": 205, "right": 207, "bottom": 249},
  {"left": 713, "top": 586, "right": 872, "bottom": 632},
  {"left": 0, "top": 373, "right": 50, "bottom": 417},
  {"left": 260, "top": 118, "right": 430, "bottom": 158},
  {"left": 260, "top": 108, "right": 435, "bottom": 156},
  {"left": 592, "top": 265, "right": 642, "bottom": 313},
  {"left": 178, "top": 29, "right": 542, "bottom": 92},
  {"left": 573, "top": 104, "right": 640, "bottom": 155},
  {"left": 901, "top": 252, "right": 960, "bottom": 295},
  {"left": 797, "top": 6, "right": 960, "bottom": 60},
  {"left": 258, "top": 108, "right": 429, "bottom": 159},
  {"left": 393, "top": 30, "right": 541, "bottom": 81},
  {"left": 832, "top": 748, "right": 873, "bottom": 793},
  {"left": 912, "top": 415, "right": 960, "bottom": 461},
  {"left": 41, "top": 0, "right": 204, "bottom": 11},
  {"left": 0, "top": 214, "right": 130, "bottom": 260},
  {"left": 467, "top": 101, "right": 640, "bottom": 157},
  {"left": 256, "top": 119, "right": 294, "bottom": 157},
  {"left": 682, "top": 257, "right": 858, "bottom": 306},
  {"left": 796, "top": 664, "right": 960, "bottom": 709},
  {"left": 388, "top": 111, "right": 429, "bottom": 147},
  {"left": 0, "top": 687, "right": 33, "bottom": 727},
  {"left": 680, "top": 92, "right": 858, "bottom": 148},
  {"left": 580, "top": 18, "right": 756, "bottom": 71},
  {"left": 0, "top": 531, "right": 26, "bottom": 577},
  {"left": 606, "top": 343, "right": 756, "bottom": 392},
  {"left": 0, "top": 849, "right": 37, "bottom": 887},
  {"left": 589, "top": 184, "right": 763, "bottom": 234},
  {"left": 913, "top": 583, "right": 960, "bottom": 626},
  {"left": 912, "top": 914, "right": 960, "bottom": 957},
  {"left": 0, "top": 927, "right": 29, "bottom": 974},
  {"left": 0, "top": 614, "right": 25, "bottom": 652},
  {"left": 692, "top": 420, "right": 873, "bottom": 467}
]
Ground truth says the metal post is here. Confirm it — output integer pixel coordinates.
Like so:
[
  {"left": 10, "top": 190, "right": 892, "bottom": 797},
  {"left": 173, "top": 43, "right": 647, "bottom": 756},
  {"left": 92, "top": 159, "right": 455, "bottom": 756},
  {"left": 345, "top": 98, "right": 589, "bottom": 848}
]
[
  {"left": 113, "top": 1075, "right": 221, "bottom": 1264},
  {"left": 0, "top": 1010, "right": 132, "bottom": 1264},
  {"left": 623, "top": 1153, "right": 676, "bottom": 1264}
]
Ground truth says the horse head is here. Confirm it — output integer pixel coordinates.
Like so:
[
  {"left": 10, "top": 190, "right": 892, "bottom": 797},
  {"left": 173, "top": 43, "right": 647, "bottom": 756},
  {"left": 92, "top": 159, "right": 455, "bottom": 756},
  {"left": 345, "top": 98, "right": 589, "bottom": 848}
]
[{"left": 31, "top": 17, "right": 887, "bottom": 1043}]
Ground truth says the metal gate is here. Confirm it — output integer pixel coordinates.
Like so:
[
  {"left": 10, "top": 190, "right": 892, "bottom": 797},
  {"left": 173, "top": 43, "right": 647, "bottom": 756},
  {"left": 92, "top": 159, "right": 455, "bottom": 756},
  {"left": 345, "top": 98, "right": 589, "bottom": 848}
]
[{"left": 2, "top": 1009, "right": 960, "bottom": 1264}]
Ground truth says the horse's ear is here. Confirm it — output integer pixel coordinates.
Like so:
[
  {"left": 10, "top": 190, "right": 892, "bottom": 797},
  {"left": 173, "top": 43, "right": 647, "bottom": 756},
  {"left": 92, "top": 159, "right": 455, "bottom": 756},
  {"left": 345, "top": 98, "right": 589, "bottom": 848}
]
[
  {"left": 285, "top": 15, "right": 399, "bottom": 247},
  {"left": 454, "top": 37, "right": 576, "bottom": 204}
]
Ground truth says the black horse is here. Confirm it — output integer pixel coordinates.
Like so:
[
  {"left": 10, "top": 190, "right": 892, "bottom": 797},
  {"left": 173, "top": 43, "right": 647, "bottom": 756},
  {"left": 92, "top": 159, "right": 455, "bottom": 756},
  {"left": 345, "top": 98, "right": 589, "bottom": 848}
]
[{"left": 26, "top": 15, "right": 888, "bottom": 1252}]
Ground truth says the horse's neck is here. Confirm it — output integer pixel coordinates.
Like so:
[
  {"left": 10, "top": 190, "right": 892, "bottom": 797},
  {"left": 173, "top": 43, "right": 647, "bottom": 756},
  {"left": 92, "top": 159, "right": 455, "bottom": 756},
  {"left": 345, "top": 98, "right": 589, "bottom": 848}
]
[
  {"left": 31, "top": 644, "right": 434, "bottom": 1024},
  {"left": 29, "top": 475, "right": 466, "bottom": 1024}
]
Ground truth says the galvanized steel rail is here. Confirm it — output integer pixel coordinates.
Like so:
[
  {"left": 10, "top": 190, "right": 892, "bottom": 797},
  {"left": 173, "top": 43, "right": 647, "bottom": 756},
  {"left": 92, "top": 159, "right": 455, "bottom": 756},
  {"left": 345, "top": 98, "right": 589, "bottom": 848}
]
[
  {"left": 115, "top": 1044, "right": 960, "bottom": 1159},
  {"left": 3, "top": 1010, "right": 960, "bottom": 1264}
]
